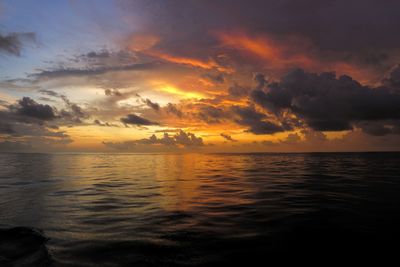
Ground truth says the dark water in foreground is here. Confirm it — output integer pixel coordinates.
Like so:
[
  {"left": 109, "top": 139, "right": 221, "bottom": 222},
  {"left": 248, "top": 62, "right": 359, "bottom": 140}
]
[{"left": 1, "top": 152, "right": 400, "bottom": 266}]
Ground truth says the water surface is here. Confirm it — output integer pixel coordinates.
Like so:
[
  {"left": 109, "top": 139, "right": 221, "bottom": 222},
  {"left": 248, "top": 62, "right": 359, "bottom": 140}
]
[{"left": 1, "top": 152, "right": 400, "bottom": 265}]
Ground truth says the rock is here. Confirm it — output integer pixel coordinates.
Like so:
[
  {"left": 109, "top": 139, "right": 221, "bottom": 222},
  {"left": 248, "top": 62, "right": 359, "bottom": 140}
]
[{"left": 0, "top": 227, "right": 51, "bottom": 266}]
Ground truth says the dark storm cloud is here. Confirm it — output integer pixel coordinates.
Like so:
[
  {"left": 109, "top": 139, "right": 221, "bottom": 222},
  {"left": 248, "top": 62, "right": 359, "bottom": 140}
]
[
  {"left": 103, "top": 130, "right": 204, "bottom": 150},
  {"left": 231, "top": 105, "right": 286, "bottom": 134},
  {"left": 114, "top": 0, "right": 400, "bottom": 91},
  {"left": 0, "top": 97, "right": 86, "bottom": 142},
  {"left": 12, "top": 97, "right": 56, "bottom": 120},
  {"left": 356, "top": 120, "right": 400, "bottom": 136},
  {"left": 120, "top": 114, "right": 159, "bottom": 126},
  {"left": 0, "top": 97, "right": 73, "bottom": 151},
  {"left": 0, "top": 107, "right": 56, "bottom": 135},
  {"left": 0, "top": 32, "right": 35, "bottom": 56},
  {"left": 120, "top": 0, "right": 400, "bottom": 54},
  {"left": 359, "top": 51, "right": 388, "bottom": 66},
  {"left": 250, "top": 68, "right": 400, "bottom": 133},
  {"left": 4, "top": 96, "right": 84, "bottom": 125}
]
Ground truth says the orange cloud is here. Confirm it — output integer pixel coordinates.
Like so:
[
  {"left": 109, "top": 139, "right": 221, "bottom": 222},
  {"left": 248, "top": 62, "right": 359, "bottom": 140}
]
[
  {"left": 127, "top": 33, "right": 231, "bottom": 72},
  {"left": 148, "top": 51, "right": 221, "bottom": 70},
  {"left": 216, "top": 31, "right": 314, "bottom": 67},
  {"left": 155, "top": 84, "right": 207, "bottom": 99},
  {"left": 215, "top": 31, "right": 376, "bottom": 83}
]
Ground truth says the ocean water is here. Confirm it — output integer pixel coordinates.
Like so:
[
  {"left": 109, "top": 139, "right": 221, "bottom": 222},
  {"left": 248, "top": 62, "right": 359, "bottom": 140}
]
[{"left": 1, "top": 152, "right": 400, "bottom": 266}]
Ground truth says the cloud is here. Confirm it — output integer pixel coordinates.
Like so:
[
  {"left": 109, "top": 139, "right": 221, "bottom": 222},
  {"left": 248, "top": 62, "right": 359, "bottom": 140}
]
[
  {"left": 12, "top": 97, "right": 56, "bottom": 120},
  {"left": 231, "top": 105, "right": 286, "bottom": 134},
  {"left": 121, "top": 0, "right": 400, "bottom": 53},
  {"left": 258, "top": 130, "right": 325, "bottom": 147},
  {"left": 103, "top": 130, "right": 204, "bottom": 150},
  {"left": 228, "top": 84, "right": 250, "bottom": 97},
  {"left": 29, "top": 62, "right": 157, "bottom": 80},
  {"left": 356, "top": 120, "right": 400, "bottom": 136},
  {"left": 145, "top": 51, "right": 224, "bottom": 71},
  {"left": 254, "top": 73, "right": 268, "bottom": 90},
  {"left": 117, "top": 0, "right": 400, "bottom": 85},
  {"left": 39, "top": 89, "right": 61, "bottom": 97},
  {"left": 94, "top": 119, "right": 119, "bottom": 127},
  {"left": 250, "top": 68, "right": 400, "bottom": 133},
  {"left": 4, "top": 1, "right": 400, "bottom": 152},
  {"left": 104, "top": 89, "right": 122, "bottom": 96},
  {"left": 142, "top": 98, "right": 160, "bottom": 111},
  {"left": 382, "top": 64, "right": 400, "bottom": 91},
  {"left": 197, "top": 105, "right": 225, "bottom": 124},
  {"left": 202, "top": 73, "right": 225, "bottom": 84},
  {"left": 120, "top": 114, "right": 159, "bottom": 126},
  {"left": 0, "top": 32, "right": 35, "bottom": 56},
  {"left": 165, "top": 103, "right": 183, "bottom": 118},
  {"left": 78, "top": 49, "right": 138, "bottom": 66},
  {"left": 280, "top": 133, "right": 302, "bottom": 144},
  {"left": 220, "top": 133, "right": 237, "bottom": 142},
  {"left": 85, "top": 50, "right": 110, "bottom": 58},
  {"left": 173, "top": 130, "right": 204, "bottom": 146},
  {"left": 38, "top": 90, "right": 88, "bottom": 123},
  {"left": 0, "top": 97, "right": 73, "bottom": 152},
  {"left": 60, "top": 95, "right": 87, "bottom": 121}
]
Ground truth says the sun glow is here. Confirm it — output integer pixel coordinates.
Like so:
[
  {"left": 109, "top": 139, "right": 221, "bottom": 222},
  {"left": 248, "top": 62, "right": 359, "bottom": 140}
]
[{"left": 155, "top": 84, "right": 206, "bottom": 100}]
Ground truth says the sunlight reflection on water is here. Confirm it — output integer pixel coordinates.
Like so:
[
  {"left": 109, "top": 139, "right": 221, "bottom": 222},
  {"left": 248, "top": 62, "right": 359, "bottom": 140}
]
[{"left": 1, "top": 152, "right": 400, "bottom": 266}]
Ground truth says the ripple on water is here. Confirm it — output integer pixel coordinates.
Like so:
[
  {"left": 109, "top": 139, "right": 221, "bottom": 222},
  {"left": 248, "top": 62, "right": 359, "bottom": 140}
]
[{"left": 1, "top": 152, "right": 400, "bottom": 265}]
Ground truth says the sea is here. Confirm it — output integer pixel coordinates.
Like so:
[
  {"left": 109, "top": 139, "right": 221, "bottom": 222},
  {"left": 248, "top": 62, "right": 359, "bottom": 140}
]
[{"left": 1, "top": 152, "right": 400, "bottom": 266}]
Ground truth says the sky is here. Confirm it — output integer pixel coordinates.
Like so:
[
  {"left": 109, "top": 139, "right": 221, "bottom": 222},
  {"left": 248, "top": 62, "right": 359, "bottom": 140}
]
[{"left": 1, "top": 0, "right": 400, "bottom": 152}]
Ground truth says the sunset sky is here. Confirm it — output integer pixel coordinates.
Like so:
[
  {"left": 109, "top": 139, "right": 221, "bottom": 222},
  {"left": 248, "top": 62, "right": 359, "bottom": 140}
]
[{"left": 1, "top": 0, "right": 400, "bottom": 152}]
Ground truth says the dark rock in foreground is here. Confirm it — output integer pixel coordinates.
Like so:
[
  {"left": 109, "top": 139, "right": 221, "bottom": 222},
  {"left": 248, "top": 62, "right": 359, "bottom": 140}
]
[{"left": 0, "top": 227, "right": 51, "bottom": 267}]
